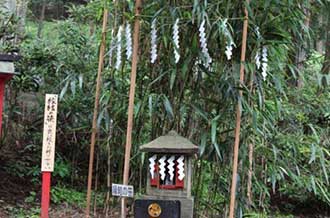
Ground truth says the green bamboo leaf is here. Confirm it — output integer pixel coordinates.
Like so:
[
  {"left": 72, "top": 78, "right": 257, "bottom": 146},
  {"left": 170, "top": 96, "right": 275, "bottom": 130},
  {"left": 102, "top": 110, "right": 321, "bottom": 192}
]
[
  {"left": 211, "top": 115, "right": 220, "bottom": 144},
  {"left": 310, "top": 176, "right": 317, "bottom": 195},
  {"left": 60, "top": 80, "right": 69, "bottom": 100},
  {"left": 272, "top": 144, "right": 277, "bottom": 161},
  {"left": 319, "top": 149, "right": 329, "bottom": 185},
  {"left": 316, "top": 180, "right": 330, "bottom": 204},
  {"left": 191, "top": 104, "right": 208, "bottom": 121},
  {"left": 163, "top": 95, "right": 174, "bottom": 119},
  {"left": 78, "top": 74, "right": 83, "bottom": 89},
  {"left": 213, "top": 142, "right": 221, "bottom": 160},
  {"left": 70, "top": 79, "right": 76, "bottom": 96},
  {"left": 148, "top": 96, "right": 153, "bottom": 118},
  {"left": 199, "top": 132, "right": 207, "bottom": 156},
  {"left": 308, "top": 124, "right": 320, "bottom": 143},
  {"left": 309, "top": 143, "right": 316, "bottom": 164},
  {"left": 170, "top": 70, "right": 176, "bottom": 90},
  {"left": 211, "top": 120, "right": 216, "bottom": 144}
]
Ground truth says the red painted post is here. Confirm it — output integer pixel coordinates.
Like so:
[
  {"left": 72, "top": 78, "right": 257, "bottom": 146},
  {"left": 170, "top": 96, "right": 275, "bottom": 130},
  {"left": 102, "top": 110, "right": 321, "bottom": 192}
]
[
  {"left": 0, "top": 80, "right": 5, "bottom": 136},
  {"left": 0, "top": 75, "right": 13, "bottom": 137},
  {"left": 41, "top": 172, "right": 51, "bottom": 218}
]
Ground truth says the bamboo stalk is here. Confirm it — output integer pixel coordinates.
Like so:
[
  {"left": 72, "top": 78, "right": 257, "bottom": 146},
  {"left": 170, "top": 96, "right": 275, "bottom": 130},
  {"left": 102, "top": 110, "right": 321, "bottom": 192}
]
[
  {"left": 121, "top": 0, "right": 142, "bottom": 217},
  {"left": 247, "top": 142, "right": 254, "bottom": 206},
  {"left": 229, "top": 1, "right": 250, "bottom": 218},
  {"left": 105, "top": 120, "right": 113, "bottom": 217},
  {"left": 85, "top": 8, "right": 108, "bottom": 218},
  {"left": 93, "top": 148, "right": 100, "bottom": 217}
]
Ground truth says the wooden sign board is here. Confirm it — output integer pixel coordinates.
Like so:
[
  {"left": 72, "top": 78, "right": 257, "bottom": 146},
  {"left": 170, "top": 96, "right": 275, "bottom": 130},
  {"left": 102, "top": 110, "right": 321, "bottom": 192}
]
[
  {"left": 112, "top": 183, "right": 134, "bottom": 197},
  {"left": 41, "top": 94, "right": 58, "bottom": 172}
]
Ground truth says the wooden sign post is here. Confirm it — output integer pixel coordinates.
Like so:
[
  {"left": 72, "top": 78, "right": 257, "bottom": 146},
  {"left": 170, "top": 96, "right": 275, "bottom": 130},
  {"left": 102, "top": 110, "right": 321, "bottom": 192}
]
[{"left": 41, "top": 94, "right": 58, "bottom": 218}]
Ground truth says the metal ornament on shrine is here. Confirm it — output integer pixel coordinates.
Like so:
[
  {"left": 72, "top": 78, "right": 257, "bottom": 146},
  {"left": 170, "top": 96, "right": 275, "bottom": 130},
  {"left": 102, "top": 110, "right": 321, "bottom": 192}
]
[
  {"left": 0, "top": 54, "right": 19, "bottom": 137},
  {"left": 135, "top": 130, "right": 198, "bottom": 218}
]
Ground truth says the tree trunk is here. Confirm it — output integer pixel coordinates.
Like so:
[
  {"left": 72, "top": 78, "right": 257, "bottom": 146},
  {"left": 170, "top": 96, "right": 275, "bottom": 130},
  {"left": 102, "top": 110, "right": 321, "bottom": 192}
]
[
  {"left": 315, "top": 13, "right": 325, "bottom": 54},
  {"left": 3, "top": 0, "right": 16, "bottom": 14},
  {"left": 15, "top": 0, "right": 28, "bottom": 42},
  {"left": 321, "top": 6, "right": 330, "bottom": 74},
  {"left": 296, "top": 4, "right": 311, "bottom": 87},
  {"left": 37, "top": 1, "right": 46, "bottom": 38}
]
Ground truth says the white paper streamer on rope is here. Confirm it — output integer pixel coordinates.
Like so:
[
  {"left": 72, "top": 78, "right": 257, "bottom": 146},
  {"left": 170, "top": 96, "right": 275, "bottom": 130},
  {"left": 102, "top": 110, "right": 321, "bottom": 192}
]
[
  {"left": 225, "top": 41, "right": 234, "bottom": 60},
  {"left": 199, "top": 19, "right": 212, "bottom": 67},
  {"left": 159, "top": 155, "right": 167, "bottom": 181},
  {"left": 125, "top": 23, "right": 132, "bottom": 61},
  {"left": 255, "top": 49, "right": 261, "bottom": 70},
  {"left": 261, "top": 46, "right": 268, "bottom": 81},
  {"left": 173, "top": 18, "right": 180, "bottom": 63},
  {"left": 177, "top": 155, "right": 185, "bottom": 181},
  {"left": 150, "top": 19, "right": 158, "bottom": 64},
  {"left": 222, "top": 19, "right": 235, "bottom": 60},
  {"left": 115, "top": 25, "right": 123, "bottom": 70},
  {"left": 255, "top": 27, "right": 262, "bottom": 71},
  {"left": 148, "top": 154, "right": 157, "bottom": 179},
  {"left": 167, "top": 155, "right": 175, "bottom": 181},
  {"left": 255, "top": 26, "right": 261, "bottom": 40}
]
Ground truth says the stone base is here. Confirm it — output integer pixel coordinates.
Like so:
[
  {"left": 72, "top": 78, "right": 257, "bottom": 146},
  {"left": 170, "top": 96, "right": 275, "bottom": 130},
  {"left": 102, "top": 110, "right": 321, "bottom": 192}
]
[{"left": 140, "top": 195, "right": 194, "bottom": 218}]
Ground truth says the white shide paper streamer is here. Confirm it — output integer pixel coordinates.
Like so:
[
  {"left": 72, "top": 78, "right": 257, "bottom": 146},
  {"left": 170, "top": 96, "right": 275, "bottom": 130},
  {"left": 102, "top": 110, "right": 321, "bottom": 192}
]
[
  {"left": 150, "top": 19, "right": 158, "bottom": 64},
  {"left": 159, "top": 155, "right": 167, "bottom": 181},
  {"left": 125, "top": 23, "right": 132, "bottom": 61},
  {"left": 173, "top": 18, "right": 180, "bottom": 63},
  {"left": 167, "top": 155, "right": 175, "bottom": 181},
  {"left": 223, "top": 19, "right": 235, "bottom": 60},
  {"left": 225, "top": 41, "right": 234, "bottom": 60},
  {"left": 115, "top": 25, "right": 123, "bottom": 70},
  {"left": 177, "top": 155, "right": 185, "bottom": 181},
  {"left": 199, "top": 19, "right": 212, "bottom": 67},
  {"left": 255, "top": 49, "right": 261, "bottom": 70},
  {"left": 148, "top": 154, "right": 157, "bottom": 179},
  {"left": 261, "top": 46, "right": 268, "bottom": 81}
]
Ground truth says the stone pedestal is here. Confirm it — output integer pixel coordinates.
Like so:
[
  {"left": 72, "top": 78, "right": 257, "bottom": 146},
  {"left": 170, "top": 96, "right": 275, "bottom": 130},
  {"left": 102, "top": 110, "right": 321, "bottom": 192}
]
[{"left": 141, "top": 195, "right": 194, "bottom": 218}]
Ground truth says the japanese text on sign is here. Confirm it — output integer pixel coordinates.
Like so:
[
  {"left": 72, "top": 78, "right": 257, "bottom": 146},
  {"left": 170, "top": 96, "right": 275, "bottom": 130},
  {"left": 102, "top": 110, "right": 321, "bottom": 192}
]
[
  {"left": 112, "top": 183, "right": 134, "bottom": 197},
  {"left": 41, "top": 94, "right": 58, "bottom": 172}
]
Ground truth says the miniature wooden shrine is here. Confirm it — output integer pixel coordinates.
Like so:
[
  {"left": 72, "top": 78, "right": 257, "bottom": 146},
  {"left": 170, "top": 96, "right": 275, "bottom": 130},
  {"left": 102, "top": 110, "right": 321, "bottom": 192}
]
[
  {"left": 135, "top": 130, "right": 198, "bottom": 218},
  {"left": 0, "top": 54, "right": 18, "bottom": 136}
]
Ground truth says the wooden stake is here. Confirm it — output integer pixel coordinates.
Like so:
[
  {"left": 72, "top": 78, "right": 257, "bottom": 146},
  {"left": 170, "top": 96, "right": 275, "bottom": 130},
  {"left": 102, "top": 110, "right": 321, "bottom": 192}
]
[
  {"left": 121, "top": 0, "right": 142, "bottom": 217},
  {"left": 86, "top": 8, "right": 108, "bottom": 218},
  {"left": 229, "top": 1, "right": 250, "bottom": 218}
]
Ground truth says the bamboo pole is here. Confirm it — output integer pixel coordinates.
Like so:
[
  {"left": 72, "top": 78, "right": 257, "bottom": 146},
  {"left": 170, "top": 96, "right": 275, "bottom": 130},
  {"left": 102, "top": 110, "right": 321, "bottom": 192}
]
[
  {"left": 121, "top": 0, "right": 142, "bottom": 217},
  {"left": 85, "top": 8, "right": 108, "bottom": 218},
  {"left": 229, "top": 1, "right": 250, "bottom": 218},
  {"left": 247, "top": 142, "right": 254, "bottom": 206},
  {"left": 247, "top": 71, "right": 256, "bottom": 207}
]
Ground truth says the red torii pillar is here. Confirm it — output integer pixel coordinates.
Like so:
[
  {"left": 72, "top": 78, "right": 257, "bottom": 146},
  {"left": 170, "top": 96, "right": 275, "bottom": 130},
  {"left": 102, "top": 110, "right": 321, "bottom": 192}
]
[{"left": 0, "top": 55, "right": 16, "bottom": 137}]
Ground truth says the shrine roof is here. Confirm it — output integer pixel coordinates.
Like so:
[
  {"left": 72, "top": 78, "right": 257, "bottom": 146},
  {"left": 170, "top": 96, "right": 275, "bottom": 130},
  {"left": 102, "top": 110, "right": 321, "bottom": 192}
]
[
  {"left": 140, "top": 131, "right": 198, "bottom": 154},
  {"left": 0, "top": 54, "right": 20, "bottom": 62},
  {"left": 0, "top": 54, "right": 20, "bottom": 75}
]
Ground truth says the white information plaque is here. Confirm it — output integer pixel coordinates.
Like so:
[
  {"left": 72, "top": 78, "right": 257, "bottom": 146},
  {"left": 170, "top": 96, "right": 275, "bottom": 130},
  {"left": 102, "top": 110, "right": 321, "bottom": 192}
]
[
  {"left": 41, "top": 94, "right": 58, "bottom": 172},
  {"left": 112, "top": 183, "right": 134, "bottom": 198}
]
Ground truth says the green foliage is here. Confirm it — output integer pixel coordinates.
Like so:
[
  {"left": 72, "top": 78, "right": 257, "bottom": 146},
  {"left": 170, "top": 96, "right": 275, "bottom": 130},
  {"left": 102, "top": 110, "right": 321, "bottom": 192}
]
[
  {"left": 51, "top": 186, "right": 86, "bottom": 207},
  {"left": 0, "top": 5, "right": 19, "bottom": 53},
  {"left": 24, "top": 191, "right": 37, "bottom": 203},
  {"left": 4, "top": 203, "right": 40, "bottom": 218}
]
